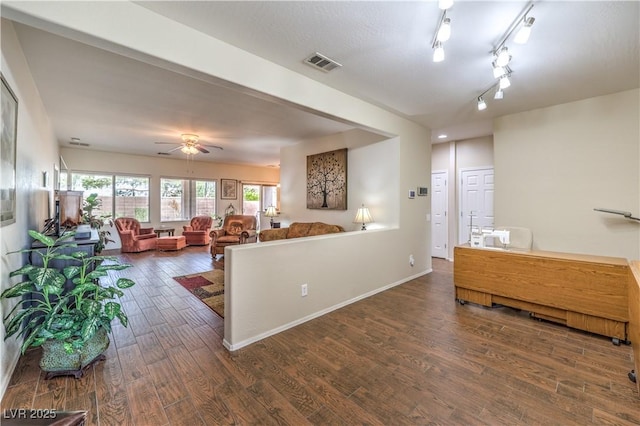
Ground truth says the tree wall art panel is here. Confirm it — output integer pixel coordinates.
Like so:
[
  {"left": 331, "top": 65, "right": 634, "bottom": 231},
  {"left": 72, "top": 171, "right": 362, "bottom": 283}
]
[{"left": 306, "top": 148, "right": 347, "bottom": 210}]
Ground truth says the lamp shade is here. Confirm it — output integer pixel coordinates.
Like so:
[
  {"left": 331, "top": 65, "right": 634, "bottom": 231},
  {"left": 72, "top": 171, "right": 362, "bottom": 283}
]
[
  {"left": 265, "top": 206, "right": 278, "bottom": 217},
  {"left": 354, "top": 205, "right": 374, "bottom": 230}
]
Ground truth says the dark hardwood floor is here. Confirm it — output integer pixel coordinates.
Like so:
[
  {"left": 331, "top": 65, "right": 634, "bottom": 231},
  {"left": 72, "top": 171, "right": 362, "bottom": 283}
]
[{"left": 2, "top": 247, "right": 638, "bottom": 425}]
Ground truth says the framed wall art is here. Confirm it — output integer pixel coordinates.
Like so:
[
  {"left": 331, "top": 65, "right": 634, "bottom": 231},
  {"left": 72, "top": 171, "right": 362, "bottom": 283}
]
[
  {"left": 221, "top": 178, "right": 237, "bottom": 199},
  {"left": 1, "top": 73, "right": 18, "bottom": 227},
  {"left": 306, "top": 148, "right": 347, "bottom": 210}
]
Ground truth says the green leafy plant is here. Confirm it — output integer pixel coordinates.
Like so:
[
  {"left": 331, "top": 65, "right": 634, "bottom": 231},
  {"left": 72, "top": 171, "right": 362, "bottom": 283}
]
[
  {"left": 211, "top": 214, "right": 223, "bottom": 228},
  {"left": 1, "top": 230, "right": 135, "bottom": 354},
  {"left": 81, "top": 193, "right": 114, "bottom": 253}
]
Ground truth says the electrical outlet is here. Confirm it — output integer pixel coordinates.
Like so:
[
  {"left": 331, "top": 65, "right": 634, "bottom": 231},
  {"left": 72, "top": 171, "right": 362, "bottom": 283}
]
[
  {"left": 301, "top": 283, "right": 308, "bottom": 297},
  {"left": 409, "top": 255, "right": 415, "bottom": 267}
]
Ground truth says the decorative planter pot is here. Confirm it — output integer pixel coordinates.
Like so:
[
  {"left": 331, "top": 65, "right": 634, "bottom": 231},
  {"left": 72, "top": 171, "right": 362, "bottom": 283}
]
[{"left": 40, "top": 327, "right": 110, "bottom": 379}]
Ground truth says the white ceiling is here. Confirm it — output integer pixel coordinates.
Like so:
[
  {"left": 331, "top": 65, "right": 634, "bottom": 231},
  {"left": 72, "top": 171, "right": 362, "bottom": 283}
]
[{"left": 4, "top": 1, "right": 639, "bottom": 166}]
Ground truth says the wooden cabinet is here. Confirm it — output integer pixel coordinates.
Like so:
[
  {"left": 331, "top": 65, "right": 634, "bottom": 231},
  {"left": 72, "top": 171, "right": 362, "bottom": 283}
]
[{"left": 454, "top": 245, "right": 631, "bottom": 343}]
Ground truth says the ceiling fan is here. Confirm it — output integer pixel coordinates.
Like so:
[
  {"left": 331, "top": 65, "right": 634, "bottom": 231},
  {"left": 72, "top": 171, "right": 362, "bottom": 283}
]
[{"left": 155, "top": 133, "right": 223, "bottom": 155}]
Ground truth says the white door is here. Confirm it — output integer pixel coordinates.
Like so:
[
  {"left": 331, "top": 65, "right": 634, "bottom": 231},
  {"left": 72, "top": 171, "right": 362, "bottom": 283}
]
[
  {"left": 431, "top": 171, "right": 448, "bottom": 258},
  {"left": 459, "top": 168, "right": 494, "bottom": 244}
]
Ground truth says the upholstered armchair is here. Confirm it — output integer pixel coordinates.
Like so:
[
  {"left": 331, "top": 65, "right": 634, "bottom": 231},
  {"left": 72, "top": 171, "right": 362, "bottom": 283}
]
[
  {"left": 210, "top": 215, "right": 258, "bottom": 257},
  {"left": 114, "top": 217, "right": 157, "bottom": 253},
  {"left": 182, "top": 215, "right": 213, "bottom": 246}
]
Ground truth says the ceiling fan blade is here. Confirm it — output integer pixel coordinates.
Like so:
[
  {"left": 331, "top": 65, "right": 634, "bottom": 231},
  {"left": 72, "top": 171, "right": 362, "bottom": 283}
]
[
  {"left": 200, "top": 144, "right": 224, "bottom": 150},
  {"left": 195, "top": 145, "right": 210, "bottom": 154},
  {"left": 167, "top": 145, "right": 183, "bottom": 153}
]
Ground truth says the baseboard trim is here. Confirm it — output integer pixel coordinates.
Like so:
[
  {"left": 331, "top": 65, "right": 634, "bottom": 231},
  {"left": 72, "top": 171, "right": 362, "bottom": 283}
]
[{"left": 223, "top": 268, "right": 432, "bottom": 351}]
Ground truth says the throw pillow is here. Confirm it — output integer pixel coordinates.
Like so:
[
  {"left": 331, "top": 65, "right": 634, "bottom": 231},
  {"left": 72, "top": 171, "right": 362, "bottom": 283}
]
[{"left": 227, "top": 222, "right": 244, "bottom": 236}]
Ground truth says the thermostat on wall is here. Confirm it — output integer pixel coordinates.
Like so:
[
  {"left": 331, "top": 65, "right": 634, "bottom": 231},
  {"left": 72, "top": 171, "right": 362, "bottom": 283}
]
[{"left": 417, "top": 186, "right": 428, "bottom": 196}]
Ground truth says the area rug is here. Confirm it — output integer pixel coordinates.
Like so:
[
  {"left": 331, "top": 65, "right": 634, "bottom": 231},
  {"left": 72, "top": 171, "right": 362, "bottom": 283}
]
[{"left": 173, "top": 270, "right": 224, "bottom": 318}]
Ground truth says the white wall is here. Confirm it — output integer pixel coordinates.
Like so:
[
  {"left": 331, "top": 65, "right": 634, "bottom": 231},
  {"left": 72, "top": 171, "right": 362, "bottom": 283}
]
[
  {"left": 494, "top": 89, "right": 640, "bottom": 259},
  {"left": 225, "top": 228, "right": 425, "bottom": 349},
  {"left": 0, "top": 19, "right": 59, "bottom": 399},
  {"left": 279, "top": 128, "right": 396, "bottom": 230},
  {"left": 60, "top": 147, "right": 279, "bottom": 248}
]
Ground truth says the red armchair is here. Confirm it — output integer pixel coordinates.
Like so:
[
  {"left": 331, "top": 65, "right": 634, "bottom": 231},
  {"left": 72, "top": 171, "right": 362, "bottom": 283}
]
[
  {"left": 182, "top": 215, "right": 213, "bottom": 246},
  {"left": 114, "top": 217, "right": 157, "bottom": 253},
  {"left": 210, "top": 215, "right": 258, "bottom": 257}
]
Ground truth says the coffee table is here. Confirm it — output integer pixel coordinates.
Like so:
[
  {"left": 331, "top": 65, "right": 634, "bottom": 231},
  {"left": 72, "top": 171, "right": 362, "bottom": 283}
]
[{"left": 154, "top": 228, "right": 175, "bottom": 237}]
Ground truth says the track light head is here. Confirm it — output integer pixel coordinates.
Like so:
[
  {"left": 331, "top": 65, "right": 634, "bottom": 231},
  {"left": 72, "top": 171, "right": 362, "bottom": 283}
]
[
  {"left": 477, "top": 96, "right": 487, "bottom": 111},
  {"left": 494, "top": 88, "right": 504, "bottom": 100},
  {"left": 433, "top": 42, "right": 445, "bottom": 63},
  {"left": 492, "top": 62, "right": 506, "bottom": 79},
  {"left": 495, "top": 47, "right": 511, "bottom": 67},
  {"left": 499, "top": 75, "right": 511, "bottom": 89},
  {"left": 438, "top": 0, "right": 454, "bottom": 10},
  {"left": 437, "top": 18, "right": 451, "bottom": 42},
  {"left": 514, "top": 17, "right": 535, "bottom": 44}
]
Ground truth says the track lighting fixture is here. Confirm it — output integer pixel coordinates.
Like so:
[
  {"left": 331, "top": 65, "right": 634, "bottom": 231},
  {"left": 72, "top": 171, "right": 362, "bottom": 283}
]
[
  {"left": 477, "top": 96, "right": 487, "bottom": 111},
  {"left": 433, "top": 41, "right": 445, "bottom": 63},
  {"left": 514, "top": 17, "right": 535, "bottom": 44},
  {"left": 438, "top": 0, "right": 453, "bottom": 10},
  {"left": 494, "top": 88, "right": 504, "bottom": 100},
  {"left": 431, "top": 9, "right": 451, "bottom": 63}
]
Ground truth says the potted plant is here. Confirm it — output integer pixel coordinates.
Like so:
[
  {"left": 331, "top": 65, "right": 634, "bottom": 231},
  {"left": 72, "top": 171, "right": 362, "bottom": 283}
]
[
  {"left": 1, "top": 230, "right": 135, "bottom": 379},
  {"left": 81, "top": 193, "right": 114, "bottom": 253}
]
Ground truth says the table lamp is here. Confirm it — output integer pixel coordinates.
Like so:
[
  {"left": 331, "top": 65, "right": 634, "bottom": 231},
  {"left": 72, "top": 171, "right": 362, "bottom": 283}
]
[
  {"left": 265, "top": 206, "right": 278, "bottom": 228},
  {"left": 353, "top": 204, "right": 373, "bottom": 230}
]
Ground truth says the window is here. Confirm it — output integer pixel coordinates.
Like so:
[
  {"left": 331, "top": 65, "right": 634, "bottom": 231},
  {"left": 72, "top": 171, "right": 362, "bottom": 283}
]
[
  {"left": 115, "top": 176, "right": 149, "bottom": 222},
  {"left": 70, "top": 173, "right": 113, "bottom": 218},
  {"left": 242, "top": 183, "right": 279, "bottom": 215},
  {"left": 70, "top": 172, "right": 150, "bottom": 222},
  {"left": 161, "top": 178, "right": 216, "bottom": 222}
]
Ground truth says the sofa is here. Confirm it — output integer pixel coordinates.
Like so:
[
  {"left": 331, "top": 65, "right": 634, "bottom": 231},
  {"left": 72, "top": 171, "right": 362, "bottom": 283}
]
[{"left": 259, "top": 222, "right": 345, "bottom": 242}]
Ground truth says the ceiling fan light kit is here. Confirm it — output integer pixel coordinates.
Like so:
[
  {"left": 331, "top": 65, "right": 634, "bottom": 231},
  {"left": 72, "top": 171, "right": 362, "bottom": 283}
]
[{"left": 155, "top": 133, "right": 223, "bottom": 156}]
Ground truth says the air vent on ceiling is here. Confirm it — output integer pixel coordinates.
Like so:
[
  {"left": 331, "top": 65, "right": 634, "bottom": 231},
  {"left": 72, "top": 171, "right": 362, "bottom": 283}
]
[
  {"left": 304, "top": 52, "right": 342, "bottom": 73},
  {"left": 69, "top": 141, "right": 90, "bottom": 147},
  {"left": 157, "top": 152, "right": 171, "bottom": 156}
]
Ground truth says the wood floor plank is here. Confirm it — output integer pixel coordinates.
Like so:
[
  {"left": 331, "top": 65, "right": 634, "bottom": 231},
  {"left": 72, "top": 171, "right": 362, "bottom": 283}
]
[
  {"left": 163, "top": 398, "right": 205, "bottom": 426},
  {"left": 125, "top": 376, "right": 169, "bottom": 426},
  {"left": 116, "top": 343, "right": 149, "bottom": 382},
  {"left": 146, "top": 357, "right": 188, "bottom": 407}
]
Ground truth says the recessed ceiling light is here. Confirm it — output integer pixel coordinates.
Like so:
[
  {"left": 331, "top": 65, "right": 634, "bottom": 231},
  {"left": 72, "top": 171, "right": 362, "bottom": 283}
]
[{"left": 438, "top": 134, "right": 447, "bottom": 139}]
